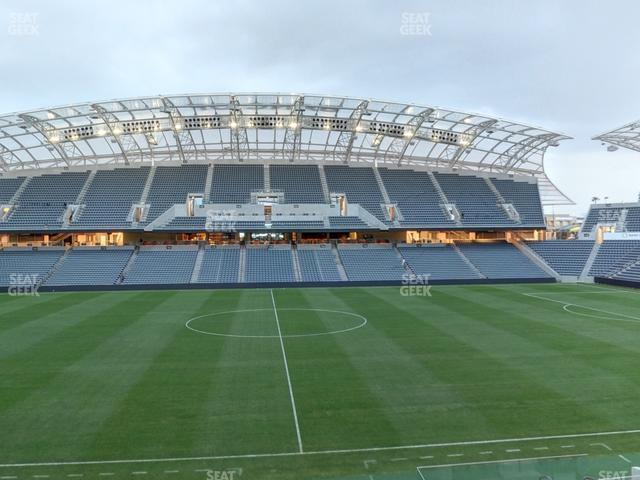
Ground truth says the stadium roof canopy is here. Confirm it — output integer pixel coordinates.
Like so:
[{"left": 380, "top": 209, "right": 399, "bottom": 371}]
[
  {"left": 0, "top": 93, "right": 572, "bottom": 204},
  {"left": 593, "top": 119, "right": 640, "bottom": 153}
]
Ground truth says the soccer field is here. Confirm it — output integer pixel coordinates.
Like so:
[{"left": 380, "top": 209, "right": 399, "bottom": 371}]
[{"left": 2, "top": 283, "right": 640, "bottom": 480}]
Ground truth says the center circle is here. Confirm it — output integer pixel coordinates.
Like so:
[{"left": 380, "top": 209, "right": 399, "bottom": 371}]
[{"left": 185, "top": 308, "right": 367, "bottom": 338}]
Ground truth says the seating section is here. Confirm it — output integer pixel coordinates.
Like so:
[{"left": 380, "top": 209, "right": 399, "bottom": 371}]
[
  {"left": 46, "top": 248, "right": 133, "bottom": 286},
  {"left": 378, "top": 168, "right": 453, "bottom": 226},
  {"left": 161, "top": 216, "right": 208, "bottom": 230},
  {"left": 328, "top": 216, "right": 370, "bottom": 229},
  {"left": 626, "top": 208, "right": 640, "bottom": 232},
  {"left": 399, "top": 244, "right": 481, "bottom": 280},
  {"left": 490, "top": 178, "right": 544, "bottom": 226},
  {"left": 434, "top": 173, "right": 513, "bottom": 227},
  {"left": 123, "top": 249, "right": 197, "bottom": 284},
  {"left": 0, "top": 177, "right": 26, "bottom": 202},
  {"left": 590, "top": 241, "right": 640, "bottom": 276},
  {"left": 7, "top": 172, "right": 89, "bottom": 229},
  {"left": 613, "top": 259, "right": 640, "bottom": 282},
  {"left": 582, "top": 207, "right": 624, "bottom": 234},
  {"left": 338, "top": 246, "right": 406, "bottom": 281},
  {"left": 270, "top": 165, "right": 325, "bottom": 203},
  {"left": 0, "top": 249, "right": 63, "bottom": 286},
  {"left": 196, "top": 246, "right": 240, "bottom": 283},
  {"left": 211, "top": 164, "right": 263, "bottom": 203},
  {"left": 457, "top": 242, "right": 550, "bottom": 279},
  {"left": 74, "top": 167, "right": 150, "bottom": 228},
  {"left": 245, "top": 246, "right": 295, "bottom": 282},
  {"left": 145, "top": 165, "right": 208, "bottom": 223},
  {"left": 298, "top": 247, "right": 342, "bottom": 282},
  {"left": 270, "top": 220, "right": 325, "bottom": 230},
  {"left": 527, "top": 240, "right": 594, "bottom": 276},
  {"left": 324, "top": 166, "right": 387, "bottom": 222}
]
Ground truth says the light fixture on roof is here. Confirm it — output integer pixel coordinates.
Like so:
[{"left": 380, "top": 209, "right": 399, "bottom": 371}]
[
  {"left": 229, "top": 120, "right": 237, "bottom": 129},
  {"left": 607, "top": 145, "right": 618, "bottom": 152}
]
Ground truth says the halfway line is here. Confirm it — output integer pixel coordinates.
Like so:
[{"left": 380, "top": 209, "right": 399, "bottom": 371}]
[{"left": 270, "top": 289, "right": 304, "bottom": 453}]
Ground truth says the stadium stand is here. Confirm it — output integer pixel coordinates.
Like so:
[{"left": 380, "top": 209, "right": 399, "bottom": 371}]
[
  {"left": 338, "top": 245, "right": 406, "bottom": 281},
  {"left": 269, "top": 165, "right": 325, "bottom": 203},
  {"left": 196, "top": 246, "right": 240, "bottom": 283},
  {"left": 297, "top": 246, "right": 342, "bottom": 282},
  {"left": 327, "top": 216, "right": 370, "bottom": 229},
  {"left": 378, "top": 168, "right": 454, "bottom": 227},
  {"left": 46, "top": 248, "right": 134, "bottom": 286},
  {"left": 526, "top": 240, "right": 595, "bottom": 276},
  {"left": 490, "top": 178, "right": 545, "bottom": 226},
  {"left": 0, "top": 248, "right": 64, "bottom": 286},
  {"left": 612, "top": 260, "right": 640, "bottom": 282},
  {"left": 6, "top": 172, "right": 89, "bottom": 229},
  {"left": 73, "top": 167, "right": 150, "bottom": 228},
  {"left": 245, "top": 246, "right": 295, "bottom": 283},
  {"left": 582, "top": 206, "right": 624, "bottom": 233},
  {"left": 122, "top": 248, "right": 198, "bottom": 284},
  {"left": 434, "top": 173, "right": 514, "bottom": 227},
  {"left": 0, "top": 177, "right": 26, "bottom": 202},
  {"left": 590, "top": 240, "right": 640, "bottom": 276},
  {"left": 324, "top": 166, "right": 387, "bottom": 222},
  {"left": 210, "top": 164, "right": 263, "bottom": 204},
  {"left": 144, "top": 165, "right": 208, "bottom": 223},
  {"left": 457, "top": 242, "right": 551, "bottom": 279},
  {"left": 399, "top": 244, "right": 481, "bottom": 280}
]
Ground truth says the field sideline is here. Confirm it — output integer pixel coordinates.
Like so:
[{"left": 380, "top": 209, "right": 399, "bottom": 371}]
[{"left": 1, "top": 283, "right": 640, "bottom": 480}]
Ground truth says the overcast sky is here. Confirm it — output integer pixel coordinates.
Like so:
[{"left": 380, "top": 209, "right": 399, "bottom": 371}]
[{"left": 1, "top": 0, "right": 639, "bottom": 217}]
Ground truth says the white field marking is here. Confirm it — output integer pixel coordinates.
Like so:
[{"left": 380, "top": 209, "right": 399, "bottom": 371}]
[
  {"left": 447, "top": 453, "right": 463, "bottom": 457},
  {"left": 562, "top": 304, "right": 640, "bottom": 324},
  {"left": 420, "top": 455, "right": 434, "bottom": 459},
  {"left": 2, "top": 428, "right": 640, "bottom": 468},
  {"left": 67, "top": 475, "right": 84, "bottom": 478},
  {"left": 523, "top": 293, "right": 640, "bottom": 323},
  {"left": 33, "top": 476, "right": 49, "bottom": 479},
  {"left": 561, "top": 445, "right": 575, "bottom": 448},
  {"left": 185, "top": 308, "right": 367, "bottom": 338},
  {"left": 0, "top": 477, "right": 17, "bottom": 479},
  {"left": 363, "top": 460, "right": 376, "bottom": 469},
  {"left": 390, "top": 457, "right": 408, "bottom": 462},
  {"left": 620, "top": 454, "right": 632, "bottom": 464},
  {"left": 417, "top": 453, "right": 588, "bottom": 471},
  {"left": 534, "top": 447, "right": 549, "bottom": 451},
  {"left": 479, "top": 451, "right": 493, "bottom": 455},
  {"left": 163, "top": 471, "right": 179, "bottom": 474},
  {"left": 590, "top": 442, "right": 613, "bottom": 451},
  {"left": 270, "top": 289, "right": 304, "bottom": 454},
  {"left": 131, "top": 472, "right": 147, "bottom": 475},
  {"left": 505, "top": 449, "right": 520, "bottom": 452}
]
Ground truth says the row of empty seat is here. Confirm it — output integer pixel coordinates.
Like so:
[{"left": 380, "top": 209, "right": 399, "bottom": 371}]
[
  {"left": 0, "top": 242, "right": 556, "bottom": 287},
  {"left": 0, "top": 164, "right": 545, "bottom": 230}
]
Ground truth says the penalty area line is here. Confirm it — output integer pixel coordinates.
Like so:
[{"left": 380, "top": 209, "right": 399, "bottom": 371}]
[{"left": 2, "top": 428, "right": 640, "bottom": 468}]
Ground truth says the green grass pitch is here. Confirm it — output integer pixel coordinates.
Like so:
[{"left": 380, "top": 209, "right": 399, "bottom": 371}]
[{"left": 2, "top": 283, "right": 640, "bottom": 480}]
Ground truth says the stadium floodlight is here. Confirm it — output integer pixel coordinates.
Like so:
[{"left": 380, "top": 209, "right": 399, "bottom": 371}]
[{"left": 0, "top": 92, "right": 572, "bottom": 204}]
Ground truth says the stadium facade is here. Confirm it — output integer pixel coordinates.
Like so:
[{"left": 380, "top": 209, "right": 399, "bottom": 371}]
[{"left": 0, "top": 93, "right": 638, "bottom": 290}]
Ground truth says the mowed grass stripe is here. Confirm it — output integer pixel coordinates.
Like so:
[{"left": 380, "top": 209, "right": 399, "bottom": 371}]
[
  {"left": 299, "top": 287, "right": 494, "bottom": 447},
  {"left": 0, "top": 292, "right": 105, "bottom": 336},
  {"left": 190, "top": 289, "right": 300, "bottom": 456},
  {"left": 276, "top": 288, "right": 404, "bottom": 451},
  {"left": 0, "top": 292, "right": 150, "bottom": 414},
  {"left": 0, "top": 291, "right": 188, "bottom": 463},
  {"left": 426, "top": 287, "right": 629, "bottom": 431},
  {"left": 84, "top": 290, "right": 240, "bottom": 459},
  {"left": 359, "top": 286, "right": 569, "bottom": 439}
]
